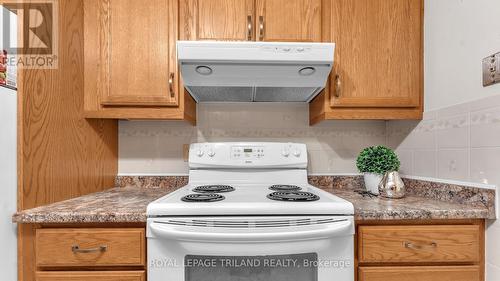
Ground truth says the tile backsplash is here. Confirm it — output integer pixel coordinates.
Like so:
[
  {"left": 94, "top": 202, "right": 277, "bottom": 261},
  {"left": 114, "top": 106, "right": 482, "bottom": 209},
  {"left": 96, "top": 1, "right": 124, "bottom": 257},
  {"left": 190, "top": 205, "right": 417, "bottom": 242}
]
[
  {"left": 387, "top": 93, "right": 500, "bottom": 186},
  {"left": 119, "top": 103, "right": 386, "bottom": 175},
  {"left": 119, "top": 95, "right": 500, "bottom": 182}
]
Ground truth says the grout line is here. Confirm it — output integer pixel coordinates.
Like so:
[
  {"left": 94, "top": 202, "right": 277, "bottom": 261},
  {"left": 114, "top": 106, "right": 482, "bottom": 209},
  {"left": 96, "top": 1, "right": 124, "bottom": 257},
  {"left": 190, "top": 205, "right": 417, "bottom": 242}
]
[
  {"left": 308, "top": 173, "right": 362, "bottom": 176},
  {"left": 434, "top": 147, "right": 470, "bottom": 151},
  {"left": 401, "top": 174, "right": 496, "bottom": 190},
  {"left": 467, "top": 110, "right": 471, "bottom": 181},
  {"left": 434, "top": 118, "right": 439, "bottom": 178},
  {"left": 117, "top": 173, "right": 189, "bottom": 176}
]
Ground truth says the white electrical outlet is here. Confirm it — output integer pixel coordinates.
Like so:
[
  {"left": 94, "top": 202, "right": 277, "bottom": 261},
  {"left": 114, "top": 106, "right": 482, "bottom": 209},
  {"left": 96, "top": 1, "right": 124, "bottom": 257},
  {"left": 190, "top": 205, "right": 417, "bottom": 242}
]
[{"left": 483, "top": 52, "right": 500, "bottom": 87}]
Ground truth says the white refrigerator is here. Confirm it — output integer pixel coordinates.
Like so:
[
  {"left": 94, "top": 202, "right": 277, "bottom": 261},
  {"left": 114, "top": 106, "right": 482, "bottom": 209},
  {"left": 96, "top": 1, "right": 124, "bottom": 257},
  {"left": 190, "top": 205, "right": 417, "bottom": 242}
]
[{"left": 0, "top": 6, "right": 18, "bottom": 281}]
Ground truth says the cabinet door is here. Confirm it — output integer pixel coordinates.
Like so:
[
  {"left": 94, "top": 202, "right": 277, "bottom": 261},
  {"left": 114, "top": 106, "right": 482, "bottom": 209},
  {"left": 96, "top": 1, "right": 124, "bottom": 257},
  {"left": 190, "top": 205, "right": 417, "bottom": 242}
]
[
  {"left": 94, "top": 0, "right": 178, "bottom": 106},
  {"left": 330, "top": 0, "right": 422, "bottom": 108},
  {"left": 358, "top": 266, "right": 480, "bottom": 281},
  {"left": 255, "top": 0, "right": 321, "bottom": 42},
  {"left": 180, "top": 0, "right": 255, "bottom": 41},
  {"left": 36, "top": 271, "right": 145, "bottom": 281}
]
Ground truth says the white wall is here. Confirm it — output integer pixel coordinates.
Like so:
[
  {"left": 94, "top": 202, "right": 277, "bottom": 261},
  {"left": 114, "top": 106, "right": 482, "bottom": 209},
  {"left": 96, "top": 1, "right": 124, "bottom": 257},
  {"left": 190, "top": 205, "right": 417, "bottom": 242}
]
[
  {"left": 424, "top": 0, "right": 500, "bottom": 111},
  {"left": 0, "top": 86, "right": 18, "bottom": 281},
  {"left": 0, "top": 7, "right": 17, "bottom": 281}
]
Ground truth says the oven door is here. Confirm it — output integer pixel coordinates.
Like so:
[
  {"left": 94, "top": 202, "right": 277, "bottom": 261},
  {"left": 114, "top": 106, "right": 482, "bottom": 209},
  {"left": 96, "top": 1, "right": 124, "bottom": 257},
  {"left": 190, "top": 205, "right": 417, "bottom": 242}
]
[{"left": 147, "top": 216, "right": 354, "bottom": 281}]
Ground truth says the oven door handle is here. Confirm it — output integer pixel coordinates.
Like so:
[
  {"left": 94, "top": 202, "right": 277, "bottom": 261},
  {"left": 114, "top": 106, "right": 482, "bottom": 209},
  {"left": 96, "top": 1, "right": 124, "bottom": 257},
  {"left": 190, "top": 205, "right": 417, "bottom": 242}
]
[{"left": 149, "top": 219, "right": 352, "bottom": 242}]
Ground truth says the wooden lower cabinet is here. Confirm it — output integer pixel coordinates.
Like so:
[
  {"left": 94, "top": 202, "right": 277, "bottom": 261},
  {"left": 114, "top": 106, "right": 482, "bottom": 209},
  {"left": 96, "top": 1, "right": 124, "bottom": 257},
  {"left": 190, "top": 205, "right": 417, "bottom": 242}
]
[
  {"left": 25, "top": 221, "right": 485, "bottom": 281},
  {"left": 358, "top": 266, "right": 480, "bottom": 281},
  {"left": 356, "top": 220, "right": 485, "bottom": 281},
  {"left": 36, "top": 228, "right": 146, "bottom": 268},
  {"left": 358, "top": 225, "right": 480, "bottom": 263},
  {"left": 33, "top": 227, "right": 146, "bottom": 281},
  {"left": 36, "top": 271, "right": 145, "bottom": 281}
]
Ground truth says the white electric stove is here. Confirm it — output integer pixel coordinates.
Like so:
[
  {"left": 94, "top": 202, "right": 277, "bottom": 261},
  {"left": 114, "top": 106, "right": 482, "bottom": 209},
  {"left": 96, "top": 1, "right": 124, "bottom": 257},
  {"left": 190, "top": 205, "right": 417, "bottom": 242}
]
[{"left": 147, "top": 142, "right": 354, "bottom": 281}]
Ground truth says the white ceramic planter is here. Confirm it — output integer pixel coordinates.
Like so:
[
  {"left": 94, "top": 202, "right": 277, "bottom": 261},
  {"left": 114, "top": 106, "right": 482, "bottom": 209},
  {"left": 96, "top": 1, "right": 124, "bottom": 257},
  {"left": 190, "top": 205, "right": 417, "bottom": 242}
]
[{"left": 363, "top": 173, "right": 383, "bottom": 194}]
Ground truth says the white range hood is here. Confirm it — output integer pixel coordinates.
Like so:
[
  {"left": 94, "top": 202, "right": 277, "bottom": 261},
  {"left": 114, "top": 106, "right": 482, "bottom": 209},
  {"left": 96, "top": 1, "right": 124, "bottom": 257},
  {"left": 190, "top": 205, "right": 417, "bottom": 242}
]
[{"left": 177, "top": 41, "right": 335, "bottom": 103}]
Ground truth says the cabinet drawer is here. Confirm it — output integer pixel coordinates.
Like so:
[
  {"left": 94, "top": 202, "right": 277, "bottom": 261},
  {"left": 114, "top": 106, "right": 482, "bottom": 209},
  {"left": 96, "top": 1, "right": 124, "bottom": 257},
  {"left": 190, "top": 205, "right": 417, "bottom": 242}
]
[
  {"left": 358, "top": 266, "right": 480, "bottom": 281},
  {"left": 36, "top": 271, "right": 145, "bottom": 281},
  {"left": 358, "top": 225, "right": 480, "bottom": 263},
  {"left": 36, "top": 228, "right": 145, "bottom": 267}
]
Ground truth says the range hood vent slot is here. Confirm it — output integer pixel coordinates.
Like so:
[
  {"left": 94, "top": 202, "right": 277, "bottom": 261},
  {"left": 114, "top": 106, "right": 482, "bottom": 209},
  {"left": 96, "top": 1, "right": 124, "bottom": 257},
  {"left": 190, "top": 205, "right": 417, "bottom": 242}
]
[
  {"left": 254, "top": 87, "right": 322, "bottom": 102},
  {"left": 185, "top": 86, "right": 323, "bottom": 103},
  {"left": 187, "top": 87, "right": 253, "bottom": 102}
]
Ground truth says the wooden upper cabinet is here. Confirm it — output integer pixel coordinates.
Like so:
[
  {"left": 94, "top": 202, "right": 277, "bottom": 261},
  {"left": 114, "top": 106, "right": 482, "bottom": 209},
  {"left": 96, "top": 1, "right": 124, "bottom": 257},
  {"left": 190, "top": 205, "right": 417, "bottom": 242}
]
[
  {"left": 180, "top": 0, "right": 322, "bottom": 42},
  {"left": 84, "top": 0, "right": 196, "bottom": 122},
  {"left": 329, "top": 0, "right": 422, "bottom": 108},
  {"left": 95, "top": 0, "right": 177, "bottom": 106},
  {"left": 256, "top": 0, "right": 321, "bottom": 42},
  {"left": 180, "top": 0, "right": 255, "bottom": 41},
  {"left": 310, "top": 0, "right": 423, "bottom": 123}
]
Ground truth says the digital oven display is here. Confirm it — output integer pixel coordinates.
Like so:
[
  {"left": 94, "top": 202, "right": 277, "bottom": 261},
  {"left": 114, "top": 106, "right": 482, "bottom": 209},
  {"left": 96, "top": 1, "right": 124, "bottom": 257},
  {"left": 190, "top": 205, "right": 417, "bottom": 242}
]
[{"left": 243, "top": 148, "right": 253, "bottom": 153}]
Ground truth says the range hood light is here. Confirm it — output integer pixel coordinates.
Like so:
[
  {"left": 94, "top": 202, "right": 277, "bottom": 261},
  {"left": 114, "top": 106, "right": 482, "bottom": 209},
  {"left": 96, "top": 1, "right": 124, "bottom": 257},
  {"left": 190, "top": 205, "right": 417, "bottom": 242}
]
[
  {"left": 195, "top": 66, "right": 213, "bottom": 75},
  {"left": 299, "top": 67, "right": 316, "bottom": 76}
]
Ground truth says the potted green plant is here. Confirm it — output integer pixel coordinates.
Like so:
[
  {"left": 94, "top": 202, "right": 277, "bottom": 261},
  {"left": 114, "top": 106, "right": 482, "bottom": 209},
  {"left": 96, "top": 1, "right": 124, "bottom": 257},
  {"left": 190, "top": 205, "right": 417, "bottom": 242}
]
[{"left": 356, "top": 146, "right": 400, "bottom": 194}]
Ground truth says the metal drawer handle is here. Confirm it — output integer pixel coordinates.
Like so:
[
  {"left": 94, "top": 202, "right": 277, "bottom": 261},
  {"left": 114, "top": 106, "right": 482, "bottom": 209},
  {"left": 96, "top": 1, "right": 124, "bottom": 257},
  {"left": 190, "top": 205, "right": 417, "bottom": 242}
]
[
  {"left": 72, "top": 245, "right": 107, "bottom": 254},
  {"left": 258, "top": 16, "right": 265, "bottom": 41},
  {"left": 404, "top": 241, "right": 437, "bottom": 250},
  {"left": 168, "top": 72, "right": 175, "bottom": 98},
  {"left": 247, "top": 15, "right": 253, "bottom": 40},
  {"left": 333, "top": 75, "right": 341, "bottom": 98}
]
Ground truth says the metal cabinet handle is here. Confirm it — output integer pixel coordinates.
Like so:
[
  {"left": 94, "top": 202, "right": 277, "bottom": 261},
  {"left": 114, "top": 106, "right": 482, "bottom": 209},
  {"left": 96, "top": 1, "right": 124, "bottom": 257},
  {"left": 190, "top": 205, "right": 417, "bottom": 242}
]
[
  {"left": 247, "top": 15, "right": 253, "bottom": 41},
  {"left": 72, "top": 245, "right": 107, "bottom": 254},
  {"left": 333, "top": 75, "right": 341, "bottom": 98},
  {"left": 404, "top": 241, "right": 437, "bottom": 250},
  {"left": 168, "top": 72, "right": 175, "bottom": 98},
  {"left": 258, "top": 16, "right": 265, "bottom": 41}
]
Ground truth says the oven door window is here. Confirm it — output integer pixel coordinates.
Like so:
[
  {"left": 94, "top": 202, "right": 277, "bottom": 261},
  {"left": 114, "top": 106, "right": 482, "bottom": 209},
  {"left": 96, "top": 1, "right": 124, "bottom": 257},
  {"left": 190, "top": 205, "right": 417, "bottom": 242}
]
[{"left": 185, "top": 253, "right": 318, "bottom": 281}]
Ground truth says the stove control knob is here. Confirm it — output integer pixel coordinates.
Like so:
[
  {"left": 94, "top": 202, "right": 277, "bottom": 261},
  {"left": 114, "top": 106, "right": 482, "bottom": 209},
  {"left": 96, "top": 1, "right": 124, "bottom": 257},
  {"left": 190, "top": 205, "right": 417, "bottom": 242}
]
[
  {"left": 196, "top": 149, "right": 204, "bottom": 157},
  {"left": 281, "top": 149, "right": 290, "bottom": 157},
  {"left": 293, "top": 149, "right": 301, "bottom": 157},
  {"left": 208, "top": 149, "right": 216, "bottom": 157}
]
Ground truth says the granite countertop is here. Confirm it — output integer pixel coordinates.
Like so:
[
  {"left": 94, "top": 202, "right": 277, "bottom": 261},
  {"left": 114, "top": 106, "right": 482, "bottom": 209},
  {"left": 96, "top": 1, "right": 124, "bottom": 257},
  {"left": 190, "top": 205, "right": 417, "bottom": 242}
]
[
  {"left": 12, "top": 187, "right": 177, "bottom": 224},
  {"left": 328, "top": 189, "right": 491, "bottom": 220},
  {"left": 12, "top": 177, "right": 495, "bottom": 223}
]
